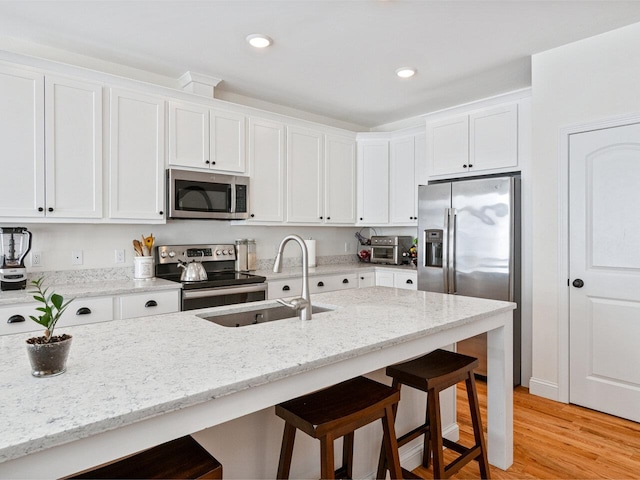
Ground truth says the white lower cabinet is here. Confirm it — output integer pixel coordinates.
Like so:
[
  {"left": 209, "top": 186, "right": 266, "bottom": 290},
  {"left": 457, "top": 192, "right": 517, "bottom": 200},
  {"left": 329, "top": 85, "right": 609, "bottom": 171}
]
[
  {"left": 118, "top": 290, "right": 180, "bottom": 319},
  {"left": 310, "top": 274, "right": 357, "bottom": 294},
  {"left": 268, "top": 279, "right": 302, "bottom": 300},
  {"left": 358, "top": 272, "right": 375, "bottom": 288},
  {"left": 375, "top": 270, "right": 417, "bottom": 290},
  {"left": 0, "top": 303, "right": 43, "bottom": 336},
  {"left": 61, "top": 296, "right": 114, "bottom": 327},
  {"left": 375, "top": 271, "right": 395, "bottom": 287}
]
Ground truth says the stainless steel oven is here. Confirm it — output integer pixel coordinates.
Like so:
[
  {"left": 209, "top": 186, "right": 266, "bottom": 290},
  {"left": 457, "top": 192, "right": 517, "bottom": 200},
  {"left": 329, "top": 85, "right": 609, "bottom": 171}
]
[
  {"left": 370, "top": 236, "right": 413, "bottom": 265},
  {"left": 167, "top": 169, "right": 249, "bottom": 220},
  {"left": 155, "top": 244, "right": 266, "bottom": 311}
]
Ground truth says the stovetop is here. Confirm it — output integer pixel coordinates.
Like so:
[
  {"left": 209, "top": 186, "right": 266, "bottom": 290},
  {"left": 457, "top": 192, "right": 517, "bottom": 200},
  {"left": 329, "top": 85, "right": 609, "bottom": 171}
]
[{"left": 161, "top": 271, "right": 266, "bottom": 290}]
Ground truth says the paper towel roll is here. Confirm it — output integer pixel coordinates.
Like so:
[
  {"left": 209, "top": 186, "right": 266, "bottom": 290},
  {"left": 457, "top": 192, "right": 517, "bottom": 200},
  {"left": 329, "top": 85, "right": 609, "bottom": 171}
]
[{"left": 304, "top": 239, "right": 317, "bottom": 267}]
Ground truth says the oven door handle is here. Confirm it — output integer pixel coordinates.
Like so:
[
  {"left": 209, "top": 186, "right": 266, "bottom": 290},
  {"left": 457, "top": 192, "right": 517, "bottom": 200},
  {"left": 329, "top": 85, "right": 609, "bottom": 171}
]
[{"left": 182, "top": 283, "right": 267, "bottom": 299}]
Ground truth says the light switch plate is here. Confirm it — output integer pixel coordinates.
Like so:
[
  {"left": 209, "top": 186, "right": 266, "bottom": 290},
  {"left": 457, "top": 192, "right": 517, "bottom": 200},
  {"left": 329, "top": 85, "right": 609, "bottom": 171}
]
[{"left": 71, "top": 250, "right": 83, "bottom": 265}]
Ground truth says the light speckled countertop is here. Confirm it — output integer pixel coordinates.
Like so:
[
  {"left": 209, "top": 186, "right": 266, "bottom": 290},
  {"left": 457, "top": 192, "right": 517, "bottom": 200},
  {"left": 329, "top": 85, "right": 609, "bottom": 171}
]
[
  {"left": 254, "top": 262, "right": 417, "bottom": 281},
  {"left": 0, "top": 278, "right": 181, "bottom": 307},
  {"left": 0, "top": 287, "right": 514, "bottom": 467}
]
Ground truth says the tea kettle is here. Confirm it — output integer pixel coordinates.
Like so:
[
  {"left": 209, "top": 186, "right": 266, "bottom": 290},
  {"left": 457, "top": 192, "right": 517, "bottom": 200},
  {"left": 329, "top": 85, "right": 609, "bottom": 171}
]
[{"left": 177, "top": 259, "right": 208, "bottom": 282}]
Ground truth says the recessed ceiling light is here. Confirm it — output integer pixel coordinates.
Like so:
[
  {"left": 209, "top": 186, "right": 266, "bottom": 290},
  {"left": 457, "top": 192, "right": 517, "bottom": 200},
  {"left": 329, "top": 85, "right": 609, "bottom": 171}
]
[
  {"left": 396, "top": 67, "right": 416, "bottom": 78},
  {"left": 246, "top": 34, "right": 273, "bottom": 48}
]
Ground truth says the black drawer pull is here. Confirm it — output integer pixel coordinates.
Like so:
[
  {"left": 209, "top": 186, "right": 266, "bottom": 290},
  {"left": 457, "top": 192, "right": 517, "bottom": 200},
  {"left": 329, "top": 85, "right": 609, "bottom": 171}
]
[
  {"left": 282, "top": 285, "right": 290, "bottom": 291},
  {"left": 8, "top": 314, "right": 25, "bottom": 323},
  {"left": 406, "top": 279, "right": 413, "bottom": 284},
  {"left": 342, "top": 278, "right": 349, "bottom": 284},
  {"left": 145, "top": 300, "right": 158, "bottom": 308},
  {"left": 317, "top": 281, "right": 325, "bottom": 287},
  {"left": 76, "top": 307, "right": 92, "bottom": 315}
]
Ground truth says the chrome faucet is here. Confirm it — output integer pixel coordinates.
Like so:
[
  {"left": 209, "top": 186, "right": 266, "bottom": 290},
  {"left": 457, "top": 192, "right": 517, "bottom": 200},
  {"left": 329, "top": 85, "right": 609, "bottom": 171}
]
[{"left": 273, "top": 234, "right": 312, "bottom": 320}]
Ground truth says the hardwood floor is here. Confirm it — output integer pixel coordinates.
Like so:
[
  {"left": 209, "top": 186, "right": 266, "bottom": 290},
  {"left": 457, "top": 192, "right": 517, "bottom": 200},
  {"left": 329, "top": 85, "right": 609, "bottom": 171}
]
[{"left": 412, "top": 381, "right": 640, "bottom": 479}]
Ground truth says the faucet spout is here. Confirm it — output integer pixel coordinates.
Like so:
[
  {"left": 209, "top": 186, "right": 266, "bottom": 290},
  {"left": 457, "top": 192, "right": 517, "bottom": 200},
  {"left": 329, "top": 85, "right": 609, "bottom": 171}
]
[{"left": 273, "top": 234, "right": 311, "bottom": 320}]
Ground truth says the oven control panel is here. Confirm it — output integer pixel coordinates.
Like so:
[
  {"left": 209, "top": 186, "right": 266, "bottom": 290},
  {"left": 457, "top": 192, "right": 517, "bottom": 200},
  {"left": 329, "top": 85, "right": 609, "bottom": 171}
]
[{"left": 156, "top": 244, "right": 237, "bottom": 264}]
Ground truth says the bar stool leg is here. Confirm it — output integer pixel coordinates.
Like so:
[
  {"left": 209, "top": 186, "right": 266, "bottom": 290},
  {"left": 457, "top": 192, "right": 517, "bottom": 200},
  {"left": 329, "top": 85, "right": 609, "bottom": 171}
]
[
  {"left": 277, "top": 422, "right": 297, "bottom": 479},
  {"left": 466, "top": 373, "right": 491, "bottom": 479},
  {"left": 422, "top": 397, "right": 432, "bottom": 468},
  {"left": 342, "top": 432, "right": 355, "bottom": 478},
  {"left": 427, "top": 387, "right": 445, "bottom": 479},
  {"left": 320, "top": 433, "right": 336, "bottom": 480},
  {"left": 381, "top": 404, "right": 403, "bottom": 480}
]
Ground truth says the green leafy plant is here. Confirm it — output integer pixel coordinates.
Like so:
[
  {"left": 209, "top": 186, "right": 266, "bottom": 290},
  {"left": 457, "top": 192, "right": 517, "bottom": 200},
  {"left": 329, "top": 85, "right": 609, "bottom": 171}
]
[{"left": 29, "top": 277, "right": 73, "bottom": 342}]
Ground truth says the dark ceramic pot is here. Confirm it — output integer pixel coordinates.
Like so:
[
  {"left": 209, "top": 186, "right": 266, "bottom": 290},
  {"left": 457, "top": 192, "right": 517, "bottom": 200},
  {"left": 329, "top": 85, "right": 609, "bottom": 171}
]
[{"left": 25, "top": 335, "right": 72, "bottom": 377}]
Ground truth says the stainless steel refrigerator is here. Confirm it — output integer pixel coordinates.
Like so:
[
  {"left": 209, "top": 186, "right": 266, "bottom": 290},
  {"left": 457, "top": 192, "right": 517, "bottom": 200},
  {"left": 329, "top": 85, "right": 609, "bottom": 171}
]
[{"left": 417, "top": 175, "right": 521, "bottom": 385}]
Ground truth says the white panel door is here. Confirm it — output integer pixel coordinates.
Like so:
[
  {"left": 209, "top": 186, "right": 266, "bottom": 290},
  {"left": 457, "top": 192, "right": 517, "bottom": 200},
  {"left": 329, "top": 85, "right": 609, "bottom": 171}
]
[
  {"left": 210, "top": 109, "right": 246, "bottom": 173},
  {"left": 0, "top": 65, "right": 44, "bottom": 218},
  {"left": 427, "top": 114, "right": 468, "bottom": 176},
  {"left": 357, "top": 140, "right": 389, "bottom": 224},
  {"left": 469, "top": 103, "right": 518, "bottom": 172},
  {"left": 324, "top": 135, "right": 356, "bottom": 224},
  {"left": 109, "top": 88, "right": 165, "bottom": 221},
  {"left": 168, "top": 101, "right": 210, "bottom": 169},
  {"left": 389, "top": 135, "right": 416, "bottom": 224},
  {"left": 569, "top": 122, "right": 640, "bottom": 422},
  {"left": 286, "top": 126, "right": 323, "bottom": 223},
  {"left": 248, "top": 117, "right": 285, "bottom": 222},
  {"left": 45, "top": 76, "right": 103, "bottom": 218}
]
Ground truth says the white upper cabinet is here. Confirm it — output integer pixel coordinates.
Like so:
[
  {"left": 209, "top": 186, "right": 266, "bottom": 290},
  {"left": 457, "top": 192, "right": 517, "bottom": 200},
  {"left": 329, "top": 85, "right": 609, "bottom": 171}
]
[
  {"left": 45, "top": 75, "right": 103, "bottom": 219},
  {"left": 427, "top": 103, "right": 519, "bottom": 178},
  {"left": 0, "top": 65, "right": 44, "bottom": 218},
  {"left": 389, "top": 135, "right": 417, "bottom": 224},
  {"left": 286, "top": 126, "right": 324, "bottom": 223},
  {"left": 357, "top": 139, "right": 389, "bottom": 224},
  {"left": 247, "top": 117, "right": 285, "bottom": 222},
  {"left": 324, "top": 135, "right": 356, "bottom": 224},
  {"left": 168, "top": 101, "right": 246, "bottom": 173},
  {"left": 168, "top": 101, "right": 209, "bottom": 168},
  {"left": 210, "top": 109, "right": 246, "bottom": 173},
  {"left": 108, "top": 88, "right": 165, "bottom": 221}
]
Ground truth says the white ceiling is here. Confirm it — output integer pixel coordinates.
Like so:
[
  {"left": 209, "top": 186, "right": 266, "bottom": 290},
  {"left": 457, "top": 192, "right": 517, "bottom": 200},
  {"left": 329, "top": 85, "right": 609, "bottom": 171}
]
[{"left": 2, "top": 1, "right": 640, "bottom": 129}]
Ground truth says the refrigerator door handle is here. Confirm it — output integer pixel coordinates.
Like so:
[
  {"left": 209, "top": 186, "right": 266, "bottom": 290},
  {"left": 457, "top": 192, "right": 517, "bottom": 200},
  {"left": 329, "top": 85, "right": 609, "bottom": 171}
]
[
  {"left": 443, "top": 208, "right": 450, "bottom": 293},
  {"left": 449, "top": 208, "right": 457, "bottom": 294}
]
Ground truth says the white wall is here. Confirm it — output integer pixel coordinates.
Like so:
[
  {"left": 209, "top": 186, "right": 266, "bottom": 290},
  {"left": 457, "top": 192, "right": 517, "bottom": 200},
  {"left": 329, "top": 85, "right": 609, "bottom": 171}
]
[
  {"left": 10, "top": 222, "right": 362, "bottom": 272},
  {"left": 530, "top": 22, "right": 640, "bottom": 399}
]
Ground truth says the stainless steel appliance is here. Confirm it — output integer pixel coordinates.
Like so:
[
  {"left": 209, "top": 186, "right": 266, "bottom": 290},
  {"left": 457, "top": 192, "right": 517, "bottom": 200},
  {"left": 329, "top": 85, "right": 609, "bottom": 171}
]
[
  {"left": 370, "top": 236, "right": 413, "bottom": 265},
  {"left": 167, "top": 168, "right": 249, "bottom": 220},
  {"left": 0, "top": 227, "right": 32, "bottom": 291},
  {"left": 417, "top": 175, "right": 521, "bottom": 385},
  {"left": 154, "top": 244, "right": 266, "bottom": 311},
  {"left": 234, "top": 238, "right": 257, "bottom": 272}
]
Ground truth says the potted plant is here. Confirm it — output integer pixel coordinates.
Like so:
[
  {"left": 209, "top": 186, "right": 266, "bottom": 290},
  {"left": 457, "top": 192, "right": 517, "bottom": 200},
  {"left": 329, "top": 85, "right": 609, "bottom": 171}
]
[{"left": 25, "top": 277, "right": 74, "bottom": 377}]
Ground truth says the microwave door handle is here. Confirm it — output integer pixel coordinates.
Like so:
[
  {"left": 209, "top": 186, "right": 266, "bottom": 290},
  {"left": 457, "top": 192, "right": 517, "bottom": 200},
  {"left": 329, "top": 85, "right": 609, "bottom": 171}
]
[{"left": 230, "top": 183, "right": 236, "bottom": 214}]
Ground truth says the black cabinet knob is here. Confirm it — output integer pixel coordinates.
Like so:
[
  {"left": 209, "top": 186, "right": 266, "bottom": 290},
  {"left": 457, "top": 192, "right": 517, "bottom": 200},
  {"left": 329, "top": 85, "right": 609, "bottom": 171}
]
[
  {"left": 159, "top": 211, "right": 164, "bottom": 215},
  {"left": 145, "top": 300, "right": 158, "bottom": 308},
  {"left": 463, "top": 164, "right": 468, "bottom": 168},
  {"left": 48, "top": 207, "right": 54, "bottom": 212},
  {"left": 359, "top": 217, "right": 363, "bottom": 221},
  {"left": 38, "top": 207, "right": 44, "bottom": 212},
  {"left": 572, "top": 279, "right": 584, "bottom": 288},
  {"left": 468, "top": 164, "right": 473, "bottom": 168},
  {"left": 342, "top": 278, "right": 349, "bottom": 284},
  {"left": 7, "top": 314, "right": 25, "bottom": 324},
  {"left": 317, "top": 281, "right": 325, "bottom": 287},
  {"left": 319, "top": 216, "right": 323, "bottom": 220},
  {"left": 406, "top": 279, "right": 413, "bottom": 284},
  {"left": 212, "top": 161, "right": 216, "bottom": 165},
  {"left": 250, "top": 214, "right": 255, "bottom": 218},
  {"left": 282, "top": 285, "right": 290, "bottom": 291},
  {"left": 76, "top": 307, "right": 92, "bottom": 315},
  {"left": 327, "top": 217, "right": 330, "bottom": 220},
  {"left": 205, "top": 160, "right": 210, "bottom": 164}
]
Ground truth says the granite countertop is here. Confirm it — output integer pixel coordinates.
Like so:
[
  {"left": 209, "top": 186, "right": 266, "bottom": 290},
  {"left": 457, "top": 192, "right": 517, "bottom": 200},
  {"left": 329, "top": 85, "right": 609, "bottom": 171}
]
[
  {"left": 0, "top": 287, "right": 514, "bottom": 465},
  {"left": 0, "top": 278, "right": 181, "bottom": 307}
]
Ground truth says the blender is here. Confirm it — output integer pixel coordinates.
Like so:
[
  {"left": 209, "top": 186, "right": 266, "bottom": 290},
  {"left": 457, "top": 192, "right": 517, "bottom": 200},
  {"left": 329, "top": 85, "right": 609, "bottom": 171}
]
[{"left": 0, "top": 227, "right": 32, "bottom": 291}]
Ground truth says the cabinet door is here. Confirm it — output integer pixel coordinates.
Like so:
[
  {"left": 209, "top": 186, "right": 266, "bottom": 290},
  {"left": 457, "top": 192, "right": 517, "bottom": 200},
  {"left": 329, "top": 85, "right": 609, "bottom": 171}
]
[
  {"left": 427, "top": 114, "right": 469, "bottom": 176},
  {"left": 210, "top": 109, "right": 246, "bottom": 173},
  {"left": 0, "top": 65, "right": 44, "bottom": 218},
  {"left": 375, "top": 270, "right": 394, "bottom": 287},
  {"left": 394, "top": 272, "right": 417, "bottom": 290},
  {"left": 0, "top": 303, "right": 41, "bottom": 336},
  {"left": 248, "top": 118, "right": 285, "bottom": 222},
  {"left": 469, "top": 103, "right": 518, "bottom": 172},
  {"left": 61, "top": 296, "right": 114, "bottom": 326},
  {"left": 109, "top": 88, "right": 165, "bottom": 221},
  {"left": 267, "top": 279, "right": 302, "bottom": 300},
  {"left": 168, "top": 101, "right": 210, "bottom": 169},
  {"left": 45, "top": 76, "right": 103, "bottom": 219},
  {"left": 324, "top": 135, "right": 356, "bottom": 224},
  {"left": 357, "top": 140, "right": 389, "bottom": 224},
  {"left": 286, "top": 126, "right": 323, "bottom": 223},
  {"left": 389, "top": 136, "right": 416, "bottom": 224},
  {"left": 358, "top": 272, "right": 375, "bottom": 288}
]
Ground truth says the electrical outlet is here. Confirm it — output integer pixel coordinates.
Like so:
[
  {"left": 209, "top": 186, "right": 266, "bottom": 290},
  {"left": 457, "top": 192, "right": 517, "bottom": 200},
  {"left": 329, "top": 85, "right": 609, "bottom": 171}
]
[
  {"left": 115, "top": 249, "right": 125, "bottom": 264},
  {"left": 31, "top": 251, "right": 42, "bottom": 267},
  {"left": 71, "top": 250, "right": 83, "bottom": 265}
]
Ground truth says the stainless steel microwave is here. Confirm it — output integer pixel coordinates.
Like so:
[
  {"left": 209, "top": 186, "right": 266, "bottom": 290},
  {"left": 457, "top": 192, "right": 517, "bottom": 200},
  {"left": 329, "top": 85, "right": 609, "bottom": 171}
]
[{"left": 167, "top": 169, "right": 249, "bottom": 220}]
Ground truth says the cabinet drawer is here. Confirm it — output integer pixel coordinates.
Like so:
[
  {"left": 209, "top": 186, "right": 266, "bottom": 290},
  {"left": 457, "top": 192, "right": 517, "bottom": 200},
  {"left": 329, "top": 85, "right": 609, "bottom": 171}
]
[
  {"left": 375, "top": 271, "right": 394, "bottom": 287},
  {"left": 311, "top": 274, "right": 357, "bottom": 293},
  {"left": 0, "top": 303, "right": 42, "bottom": 336},
  {"left": 394, "top": 272, "right": 417, "bottom": 290},
  {"left": 119, "top": 290, "right": 180, "bottom": 319},
  {"left": 358, "top": 272, "right": 375, "bottom": 288},
  {"left": 62, "top": 296, "right": 114, "bottom": 327},
  {"left": 267, "top": 279, "right": 302, "bottom": 300}
]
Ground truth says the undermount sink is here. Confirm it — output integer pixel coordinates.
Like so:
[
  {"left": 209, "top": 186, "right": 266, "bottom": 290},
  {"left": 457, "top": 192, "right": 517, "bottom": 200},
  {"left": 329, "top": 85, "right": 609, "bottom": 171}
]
[{"left": 198, "top": 304, "right": 334, "bottom": 328}]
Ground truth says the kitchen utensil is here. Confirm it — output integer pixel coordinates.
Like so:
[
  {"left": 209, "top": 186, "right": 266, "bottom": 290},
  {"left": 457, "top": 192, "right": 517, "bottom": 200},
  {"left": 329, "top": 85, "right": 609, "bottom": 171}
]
[{"left": 132, "top": 240, "right": 143, "bottom": 256}]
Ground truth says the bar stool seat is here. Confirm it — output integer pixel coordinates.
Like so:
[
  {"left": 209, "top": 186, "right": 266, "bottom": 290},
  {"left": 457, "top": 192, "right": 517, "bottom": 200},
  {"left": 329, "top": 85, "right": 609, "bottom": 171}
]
[
  {"left": 276, "top": 376, "right": 403, "bottom": 479},
  {"left": 68, "top": 435, "right": 222, "bottom": 479},
  {"left": 378, "top": 349, "right": 490, "bottom": 479}
]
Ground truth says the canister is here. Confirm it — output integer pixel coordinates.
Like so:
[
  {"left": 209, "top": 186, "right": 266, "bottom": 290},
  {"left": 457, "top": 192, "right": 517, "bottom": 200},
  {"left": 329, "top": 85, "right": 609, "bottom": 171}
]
[
  {"left": 247, "top": 239, "right": 256, "bottom": 271},
  {"left": 235, "top": 239, "right": 248, "bottom": 272}
]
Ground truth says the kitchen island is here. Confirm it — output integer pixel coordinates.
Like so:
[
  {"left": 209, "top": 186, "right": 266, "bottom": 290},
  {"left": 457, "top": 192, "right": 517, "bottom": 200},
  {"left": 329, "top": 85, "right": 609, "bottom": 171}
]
[{"left": 0, "top": 287, "right": 514, "bottom": 479}]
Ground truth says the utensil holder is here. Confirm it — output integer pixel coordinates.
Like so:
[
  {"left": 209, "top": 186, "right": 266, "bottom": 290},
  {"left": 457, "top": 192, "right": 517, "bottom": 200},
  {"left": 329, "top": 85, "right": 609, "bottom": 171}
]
[{"left": 134, "top": 256, "right": 154, "bottom": 279}]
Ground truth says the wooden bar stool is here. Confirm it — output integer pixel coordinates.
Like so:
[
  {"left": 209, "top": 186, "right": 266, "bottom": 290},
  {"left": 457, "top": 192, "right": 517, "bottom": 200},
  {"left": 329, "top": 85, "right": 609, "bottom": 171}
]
[
  {"left": 377, "top": 349, "right": 490, "bottom": 480},
  {"left": 68, "top": 435, "right": 223, "bottom": 479},
  {"left": 275, "top": 376, "right": 403, "bottom": 479}
]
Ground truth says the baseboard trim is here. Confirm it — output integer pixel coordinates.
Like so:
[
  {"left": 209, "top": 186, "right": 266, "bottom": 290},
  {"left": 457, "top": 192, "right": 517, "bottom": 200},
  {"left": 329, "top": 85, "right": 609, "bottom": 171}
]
[{"left": 529, "top": 377, "right": 560, "bottom": 401}]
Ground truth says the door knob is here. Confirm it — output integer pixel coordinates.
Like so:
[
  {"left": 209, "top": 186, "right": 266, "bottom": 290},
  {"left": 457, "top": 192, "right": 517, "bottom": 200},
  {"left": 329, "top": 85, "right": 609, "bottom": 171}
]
[{"left": 572, "top": 279, "right": 584, "bottom": 288}]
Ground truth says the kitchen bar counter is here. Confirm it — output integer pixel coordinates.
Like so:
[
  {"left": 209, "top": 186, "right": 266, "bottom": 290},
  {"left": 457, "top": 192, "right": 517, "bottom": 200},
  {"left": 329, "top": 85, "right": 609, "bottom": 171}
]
[{"left": 0, "top": 287, "right": 514, "bottom": 478}]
